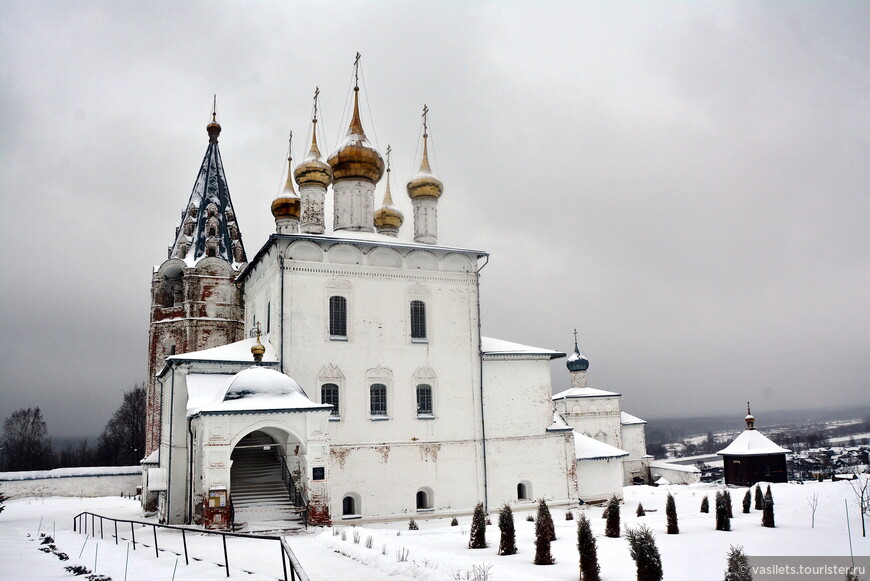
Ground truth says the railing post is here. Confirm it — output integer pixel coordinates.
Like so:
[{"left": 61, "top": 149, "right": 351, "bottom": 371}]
[
  {"left": 181, "top": 528, "right": 188, "bottom": 565},
  {"left": 280, "top": 542, "right": 288, "bottom": 581},
  {"left": 91, "top": 514, "right": 95, "bottom": 536},
  {"left": 152, "top": 524, "right": 159, "bottom": 558},
  {"left": 100, "top": 517, "right": 104, "bottom": 540},
  {"left": 114, "top": 521, "right": 118, "bottom": 545},
  {"left": 222, "top": 534, "right": 230, "bottom": 578},
  {"left": 131, "top": 522, "right": 136, "bottom": 550}
]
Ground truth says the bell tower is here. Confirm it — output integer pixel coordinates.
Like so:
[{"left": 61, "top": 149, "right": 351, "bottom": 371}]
[{"left": 144, "top": 108, "right": 247, "bottom": 456}]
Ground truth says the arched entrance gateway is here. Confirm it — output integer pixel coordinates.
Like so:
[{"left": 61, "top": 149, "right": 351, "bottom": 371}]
[{"left": 230, "top": 429, "right": 307, "bottom": 525}]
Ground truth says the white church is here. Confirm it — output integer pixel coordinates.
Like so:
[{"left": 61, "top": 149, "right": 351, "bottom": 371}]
[{"left": 141, "top": 66, "right": 650, "bottom": 529}]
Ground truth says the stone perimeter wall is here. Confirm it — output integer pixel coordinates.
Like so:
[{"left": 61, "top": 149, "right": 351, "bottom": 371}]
[{"left": 0, "top": 470, "right": 141, "bottom": 499}]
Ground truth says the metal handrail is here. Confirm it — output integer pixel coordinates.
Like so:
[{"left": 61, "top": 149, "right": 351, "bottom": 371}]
[
  {"left": 72, "top": 511, "right": 308, "bottom": 581},
  {"left": 278, "top": 454, "right": 309, "bottom": 527}
]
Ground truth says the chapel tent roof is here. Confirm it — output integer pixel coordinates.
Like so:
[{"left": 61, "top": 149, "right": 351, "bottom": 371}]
[
  {"left": 573, "top": 431, "right": 629, "bottom": 461},
  {"left": 621, "top": 411, "right": 647, "bottom": 425},
  {"left": 167, "top": 119, "right": 246, "bottom": 268},
  {"left": 717, "top": 429, "right": 791, "bottom": 456}
]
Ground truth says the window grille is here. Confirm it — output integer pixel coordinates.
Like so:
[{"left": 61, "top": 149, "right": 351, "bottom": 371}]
[
  {"left": 321, "top": 384, "right": 339, "bottom": 417},
  {"left": 416, "top": 384, "right": 433, "bottom": 415},
  {"left": 329, "top": 296, "right": 347, "bottom": 337},
  {"left": 370, "top": 383, "right": 387, "bottom": 416},
  {"left": 410, "top": 300, "right": 426, "bottom": 340}
]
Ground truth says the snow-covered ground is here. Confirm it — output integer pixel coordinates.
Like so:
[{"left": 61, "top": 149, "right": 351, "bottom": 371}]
[{"left": 1, "top": 479, "right": 868, "bottom": 580}]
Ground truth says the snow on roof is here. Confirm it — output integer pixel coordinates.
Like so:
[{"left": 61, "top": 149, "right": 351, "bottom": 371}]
[
  {"left": 548, "top": 411, "right": 574, "bottom": 432},
  {"left": 481, "top": 337, "right": 565, "bottom": 359},
  {"left": 0, "top": 465, "right": 141, "bottom": 481},
  {"left": 188, "top": 367, "right": 330, "bottom": 417},
  {"left": 621, "top": 411, "right": 647, "bottom": 425},
  {"left": 718, "top": 429, "right": 791, "bottom": 456},
  {"left": 649, "top": 460, "right": 702, "bottom": 474},
  {"left": 142, "top": 450, "right": 158, "bottom": 465},
  {"left": 573, "top": 431, "right": 629, "bottom": 460},
  {"left": 168, "top": 336, "right": 279, "bottom": 364},
  {"left": 553, "top": 386, "right": 621, "bottom": 400}
]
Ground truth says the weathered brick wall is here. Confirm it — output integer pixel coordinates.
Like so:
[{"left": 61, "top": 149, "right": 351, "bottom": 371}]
[{"left": 145, "top": 259, "right": 244, "bottom": 456}]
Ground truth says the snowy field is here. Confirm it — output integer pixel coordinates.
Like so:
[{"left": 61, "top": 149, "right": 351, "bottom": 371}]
[{"left": 1, "top": 480, "right": 868, "bottom": 580}]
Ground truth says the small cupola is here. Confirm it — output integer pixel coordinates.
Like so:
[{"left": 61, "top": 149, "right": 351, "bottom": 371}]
[
  {"left": 406, "top": 107, "right": 443, "bottom": 201},
  {"left": 374, "top": 145, "right": 404, "bottom": 237},
  {"left": 271, "top": 134, "right": 302, "bottom": 234},
  {"left": 294, "top": 96, "right": 333, "bottom": 188},
  {"left": 566, "top": 330, "right": 589, "bottom": 372}
]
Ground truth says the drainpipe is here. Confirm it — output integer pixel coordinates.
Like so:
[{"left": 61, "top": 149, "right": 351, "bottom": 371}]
[
  {"left": 279, "top": 254, "right": 285, "bottom": 373},
  {"left": 187, "top": 418, "right": 194, "bottom": 524},
  {"left": 165, "top": 365, "right": 176, "bottom": 523},
  {"left": 475, "top": 255, "right": 490, "bottom": 510}
]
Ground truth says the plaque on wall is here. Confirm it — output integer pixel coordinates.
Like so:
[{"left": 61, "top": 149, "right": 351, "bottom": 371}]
[{"left": 312, "top": 466, "right": 325, "bottom": 481}]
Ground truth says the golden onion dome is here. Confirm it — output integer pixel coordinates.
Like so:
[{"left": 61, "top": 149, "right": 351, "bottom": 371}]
[
  {"left": 271, "top": 157, "right": 301, "bottom": 219},
  {"left": 406, "top": 132, "right": 443, "bottom": 199},
  {"left": 327, "top": 87, "right": 384, "bottom": 183},
  {"left": 251, "top": 327, "right": 266, "bottom": 363},
  {"left": 294, "top": 120, "right": 333, "bottom": 188},
  {"left": 374, "top": 169, "right": 404, "bottom": 230},
  {"left": 206, "top": 119, "right": 221, "bottom": 144}
]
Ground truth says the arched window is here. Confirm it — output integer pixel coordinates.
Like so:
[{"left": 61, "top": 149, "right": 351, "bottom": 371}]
[
  {"left": 329, "top": 296, "right": 347, "bottom": 338},
  {"left": 342, "top": 496, "right": 355, "bottom": 515},
  {"left": 321, "top": 384, "right": 339, "bottom": 418},
  {"left": 517, "top": 481, "right": 532, "bottom": 501},
  {"left": 410, "top": 300, "right": 427, "bottom": 340},
  {"left": 370, "top": 383, "right": 387, "bottom": 417},
  {"left": 416, "top": 487, "right": 433, "bottom": 510},
  {"left": 416, "top": 384, "right": 433, "bottom": 416}
]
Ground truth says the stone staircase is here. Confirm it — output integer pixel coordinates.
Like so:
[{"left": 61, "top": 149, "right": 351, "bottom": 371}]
[{"left": 231, "top": 435, "right": 304, "bottom": 528}]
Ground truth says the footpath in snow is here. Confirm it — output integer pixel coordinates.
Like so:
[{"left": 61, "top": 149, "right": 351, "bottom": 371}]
[{"left": 1, "top": 479, "right": 868, "bottom": 580}]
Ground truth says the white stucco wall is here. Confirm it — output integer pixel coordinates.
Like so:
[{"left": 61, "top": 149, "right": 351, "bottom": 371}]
[
  {"left": 576, "top": 458, "right": 624, "bottom": 502},
  {"left": 0, "top": 467, "right": 141, "bottom": 499}
]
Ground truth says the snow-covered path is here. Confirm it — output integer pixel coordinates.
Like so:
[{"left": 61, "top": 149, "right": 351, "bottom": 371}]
[{"left": 1, "top": 480, "right": 868, "bottom": 580}]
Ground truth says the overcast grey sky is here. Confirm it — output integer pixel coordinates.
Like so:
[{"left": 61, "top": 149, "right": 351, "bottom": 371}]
[{"left": 1, "top": 2, "right": 867, "bottom": 438}]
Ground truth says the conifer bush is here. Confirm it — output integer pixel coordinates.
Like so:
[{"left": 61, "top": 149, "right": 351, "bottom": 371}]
[
  {"left": 604, "top": 496, "right": 621, "bottom": 538},
  {"left": 724, "top": 490, "right": 734, "bottom": 518},
  {"left": 701, "top": 495, "right": 710, "bottom": 513},
  {"left": 637, "top": 503, "right": 645, "bottom": 517},
  {"left": 534, "top": 500, "right": 555, "bottom": 565},
  {"left": 526, "top": 513, "right": 535, "bottom": 522},
  {"left": 762, "top": 486, "right": 775, "bottom": 528},
  {"left": 742, "top": 490, "right": 751, "bottom": 514},
  {"left": 497, "top": 503, "right": 517, "bottom": 556},
  {"left": 565, "top": 510, "right": 574, "bottom": 521},
  {"left": 754, "top": 484, "right": 763, "bottom": 510},
  {"left": 666, "top": 493, "right": 679, "bottom": 534},
  {"left": 469, "top": 502, "right": 487, "bottom": 548},
  {"left": 538, "top": 498, "right": 556, "bottom": 541},
  {"left": 715, "top": 491, "right": 731, "bottom": 531},
  {"left": 724, "top": 544, "right": 752, "bottom": 581},
  {"left": 409, "top": 518, "right": 418, "bottom": 530},
  {"left": 451, "top": 516, "right": 459, "bottom": 526},
  {"left": 625, "top": 524, "right": 663, "bottom": 581},
  {"left": 577, "top": 513, "right": 601, "bottom": 581}
]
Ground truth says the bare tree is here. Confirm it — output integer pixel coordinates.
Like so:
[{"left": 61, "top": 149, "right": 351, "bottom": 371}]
[
  {"left": 1, "top": 407, "right": 53, "bottom": 471},
  {"left": 807, "top": 492, "right": 819, "bottom": 529},
  {"left": 849, "top": 476, "right": 869, "bottom": 538},
  {"left": 96, "top": 384, "right": 146, "bottom": 466}
]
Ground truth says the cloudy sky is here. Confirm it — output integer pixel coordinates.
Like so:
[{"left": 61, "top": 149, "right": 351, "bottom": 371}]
[{"left": 1, "top": 2, "right": 867, "bottom": 439}]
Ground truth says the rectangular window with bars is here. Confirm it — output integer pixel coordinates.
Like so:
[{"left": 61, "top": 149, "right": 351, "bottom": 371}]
[
  {"left": 329, "top": 295, "right": 347, "bottom": 338},
  {"left": 416, "top": 383, "right": 433, "bottom": 416},
  {"left": 321, "top": 383, "right": 340, "bottom": 418},
  {"left": 410, "top": 300, "right": 427, "bottom": 340},
  {"left": 370, "top": 383, "right": 387, "bottom": 417}
]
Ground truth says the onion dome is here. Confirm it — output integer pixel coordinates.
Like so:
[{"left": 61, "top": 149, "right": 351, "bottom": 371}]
[
  {"left": 327, "top": 86, "right": 384, "bottom": 183},
  {"left": 294, "top": 119, "right": 333, "bottom": 187},
  {"left": 407, "top": 116, "right": 443, "bottom": 200},
  {"left": 566, "top": 332, "right": 589, "bottom": 372},
  {"left": 374, "top": 152, "right": 404, "bottom": 233},
  {"left": 206, "top": 112, "right": 221, "bottom": 144},
  {"left": 251, "top": 325, "right": 266, "bottom": 363},
  {"left": 271, "top": 153, "right": 301, "bottom": 220}
]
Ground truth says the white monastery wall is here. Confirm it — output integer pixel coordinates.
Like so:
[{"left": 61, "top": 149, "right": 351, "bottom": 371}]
[
  {"left": 0, "top": 468, "right": 141, "bottom": 499},
  {"left": 576, "top": 458, "right": 625, "bottom": 502},
  {"left": 558, "top": 396, "right": 623, "bottom": 449}
]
